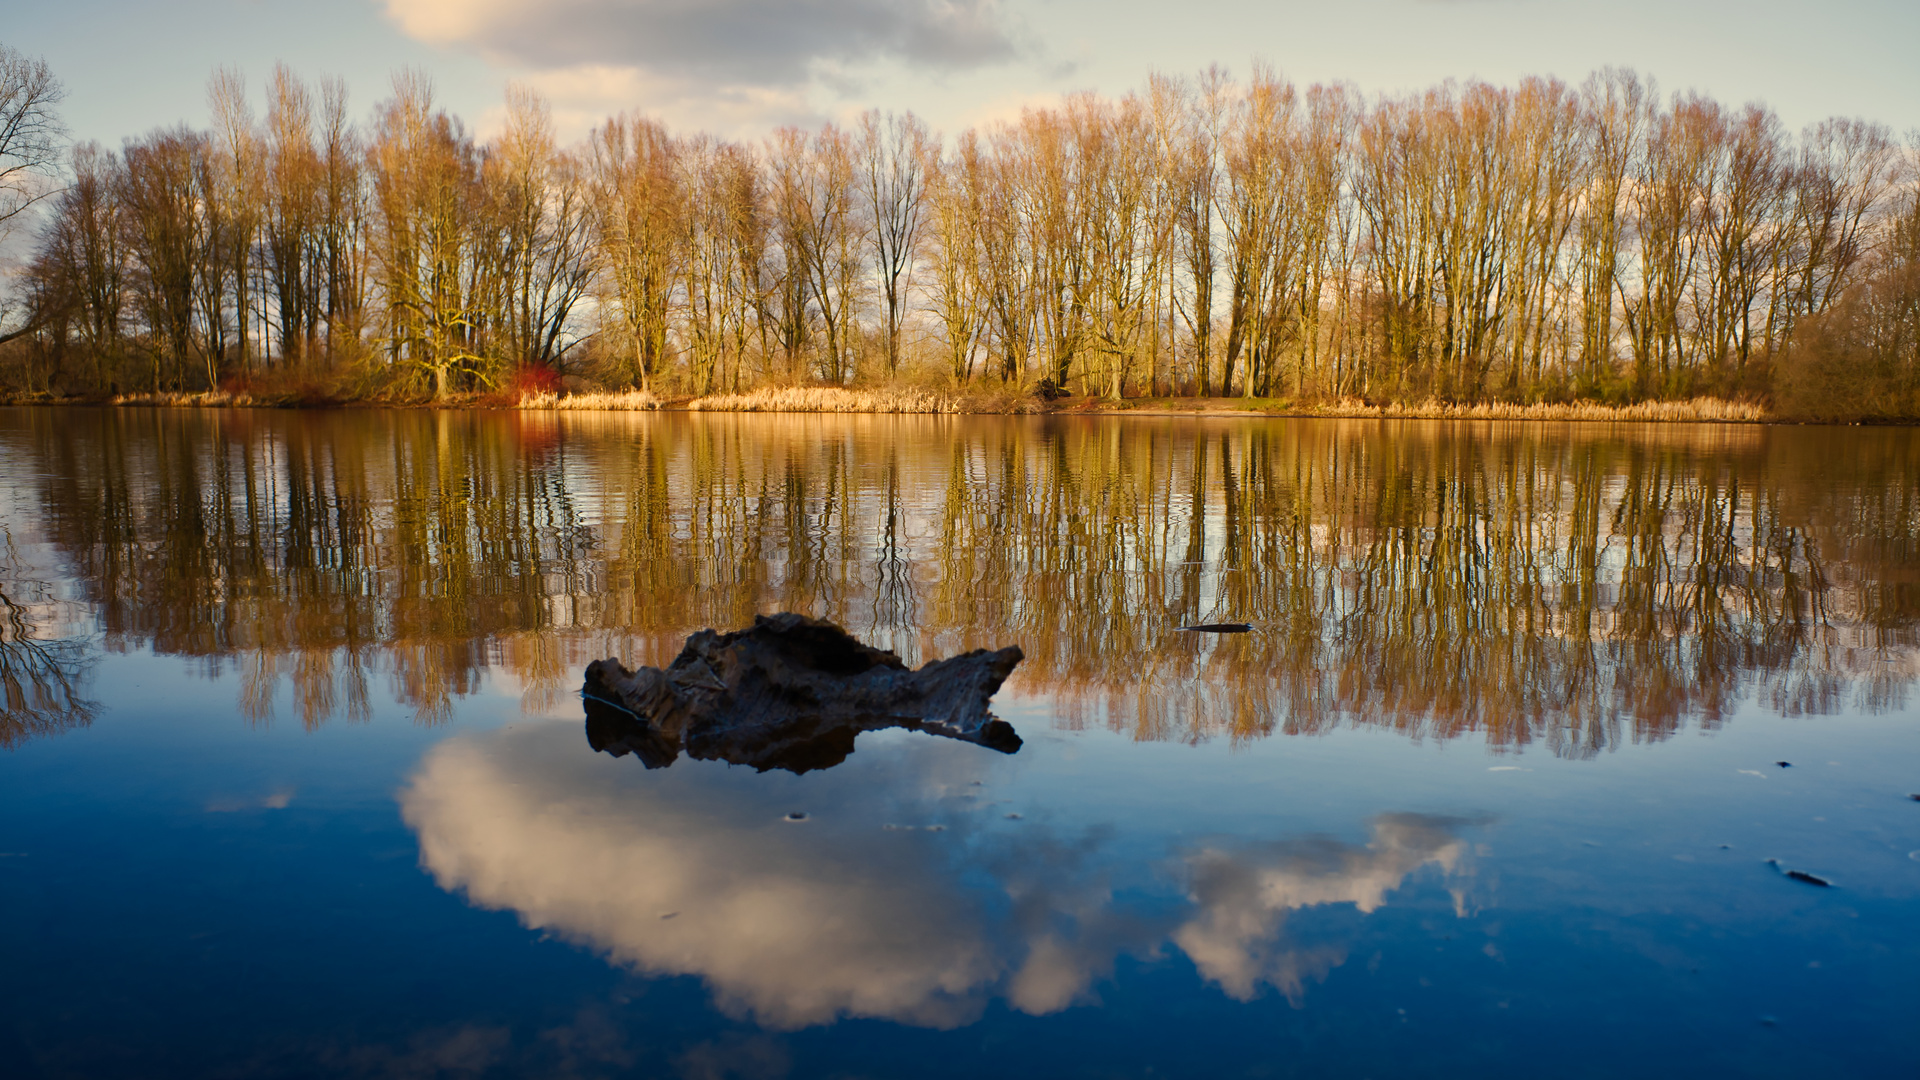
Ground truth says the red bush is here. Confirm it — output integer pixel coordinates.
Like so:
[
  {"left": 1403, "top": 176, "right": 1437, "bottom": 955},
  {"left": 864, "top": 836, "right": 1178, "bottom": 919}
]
[{"left": 507, "top": 365, "right": 564, "bottom": 396}]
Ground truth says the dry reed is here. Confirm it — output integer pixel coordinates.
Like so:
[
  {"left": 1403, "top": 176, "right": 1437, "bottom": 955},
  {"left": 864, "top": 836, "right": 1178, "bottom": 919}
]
[
  {"left": 112, "top": 390, "right": 253, "bottom": 407},
  {"left": 97, "top": 386, "right": 1766, "bottom": 423},
  {"left": 519, "top": 384, "right": 1036, "bottom": 414},
  {"left": 517, "top": 389, "right": 662, "bottom": 411},
  {"left": 1313, "top": 396, "right": 1769, "bottom": 423},
  {"left": 685, "top": 385, "right": 967, "bottom": 413}
]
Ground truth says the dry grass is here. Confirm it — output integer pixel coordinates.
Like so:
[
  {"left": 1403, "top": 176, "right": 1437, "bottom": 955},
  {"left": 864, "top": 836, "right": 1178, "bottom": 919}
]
[
  {"left": 111, "top": 390, "right": 253, "bottom": 407},
  {"left": 686, "top": 385, "right": 970, "bottom": 413},
  {"left": 519, "top": 384, "right": 1039, "bottom": 414},
  {"left": 88, "top": 385, "right": 1767, "bottom": 424},
  {"left": 518, "top": 389, "right": 663, "bottom": 411},
  {"left": 1313, "top": 396, "right": 1770, "bottom": 423}
]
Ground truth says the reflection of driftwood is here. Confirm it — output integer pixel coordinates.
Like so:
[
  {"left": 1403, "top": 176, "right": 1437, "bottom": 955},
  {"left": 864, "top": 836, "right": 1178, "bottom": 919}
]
[
  {"left": 1766, "top": 859, "right": 1833, "bottom": 887},
  {"left": 584, "top": 613, "right": 1024, "bottom": 773}
]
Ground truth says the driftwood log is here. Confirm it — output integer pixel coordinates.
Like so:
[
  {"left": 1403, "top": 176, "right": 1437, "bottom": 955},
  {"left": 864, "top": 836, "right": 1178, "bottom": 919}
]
[{"left": 583, "top": 613, "right": 1024, "bottom": 773}]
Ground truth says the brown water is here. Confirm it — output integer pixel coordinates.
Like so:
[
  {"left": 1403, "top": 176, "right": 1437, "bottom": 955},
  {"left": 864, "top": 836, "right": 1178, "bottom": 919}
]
[{"left": 1, "top": 407, "right": 1917, "bottom": 1079}]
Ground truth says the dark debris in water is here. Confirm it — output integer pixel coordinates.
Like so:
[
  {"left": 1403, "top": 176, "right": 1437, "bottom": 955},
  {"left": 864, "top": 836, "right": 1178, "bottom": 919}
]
[
  {"left": 1767, "top": 859, "right": 1832, "bottom": 887},
  {"left": 1775, "top": 761, "right": 1792, "bottom": 768},
  {"left": 1177, "top": 623, "right": 1252, "bottom": 634}
]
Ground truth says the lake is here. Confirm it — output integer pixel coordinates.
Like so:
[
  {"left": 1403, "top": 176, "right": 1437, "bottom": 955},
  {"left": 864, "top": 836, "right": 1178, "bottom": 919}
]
[{"left": 1, "top": 407, "right": 1916, "bottom": 1078}]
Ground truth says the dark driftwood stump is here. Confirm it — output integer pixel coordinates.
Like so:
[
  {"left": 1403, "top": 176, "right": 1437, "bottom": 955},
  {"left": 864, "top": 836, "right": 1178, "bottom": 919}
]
[{"left": 583, "top": 613, "right": 1025, "bottom": 773}]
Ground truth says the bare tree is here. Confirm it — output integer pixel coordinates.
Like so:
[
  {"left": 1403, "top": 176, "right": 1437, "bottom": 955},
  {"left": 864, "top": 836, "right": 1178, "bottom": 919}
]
[
  {"left": 0, "top": 45, "right": 64, "bottom": 236},
  {"left": 317, "top": 76, "right": 366, "bottom": 361},
  {"left": 1573, "top": 68, "right": 1649, "bottom": 394},
  {"left": 486, "top": 85, "right": 594, "bottom": 373},
  {"left": 207, "top": 68, "right": 261, "bottom": 373},
  {"left": 923, "top": 131, "right": 988, "bottom": 382},
  {"left": 716, "top": 141, "right": 769, "bottom": 389},
  {"left": 369, "top": 71, "right": 485, "bottom": 398},
  {"left": 769, "top": 125, "right": 861, "bottom": 384},
  {"left": 119, "top": 127, "right": 211, "bottom": 389},
  {"left": 860, "top": 109, "right": 929, "bottom": 376},
  {"left": 679, "top": 135, "right": 738, "bottom": 392},
  {"left": 590, "top": 113, "right": 683, "bottom": 390},
  {"left": 1222, "top": 67, "right": 1297, "bottom": 397},
  {"left": 1077, "top": 92, "right": 1158, "bottom": 398},
  {"left": 976, "top": 125, "right": 1034, "bottom": 383},
  {"left": 1781, "top": 117, "right": 1899, "bottom": 330},
  {"left": 30, "top": 143, "right": 122, "bottom": 384},
  {"left": 808, "top": 124, "right": 862, "bottom": 383},
  {"left": 1697, "top": 104, "right": 1785, "bottom": 387},
  {"left": 0, "top": 46, "right": 66, "bottom": 346},
  {"left": 264, "top": 64, "right": 323, "bottom": 366}
]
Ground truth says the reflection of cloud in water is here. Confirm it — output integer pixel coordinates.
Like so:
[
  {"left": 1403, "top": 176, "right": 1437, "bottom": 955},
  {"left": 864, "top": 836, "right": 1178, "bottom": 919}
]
[
  {"left": 404, "top": 728, "right": 997, "bottom": 1029},
  {"left": 205, "top": 789, "right": 296, "bottom": 813},
  {"left": 1176, "top": 815, "right": 1482, "bottom": 1003},
  {"left": 401, "top": 722, "right": 1481, "bottom": 1029}
]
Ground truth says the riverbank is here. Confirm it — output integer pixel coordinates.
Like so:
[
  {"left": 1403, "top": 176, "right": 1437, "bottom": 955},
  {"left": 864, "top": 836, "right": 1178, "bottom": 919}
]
[
  {"left": 1064, "top": 395, "right": 1773, "bottom": 423},
  {"left": 0, "top": 386, "right": 1800, "bottom": 423}
]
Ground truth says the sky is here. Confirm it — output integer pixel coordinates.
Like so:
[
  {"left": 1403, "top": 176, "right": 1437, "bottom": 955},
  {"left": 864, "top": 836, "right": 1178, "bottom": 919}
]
[{"left": 8, "top": 0, "right": 1920, "bottom": 152}]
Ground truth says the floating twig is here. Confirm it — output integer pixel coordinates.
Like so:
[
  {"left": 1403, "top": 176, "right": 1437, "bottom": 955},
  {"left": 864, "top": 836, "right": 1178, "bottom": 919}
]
[{"left": 1766, "top": 859, "right": 1832, "bottom": 887}]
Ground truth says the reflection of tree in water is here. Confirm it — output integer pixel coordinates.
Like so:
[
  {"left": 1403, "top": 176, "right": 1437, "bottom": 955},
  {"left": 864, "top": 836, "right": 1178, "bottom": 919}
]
[
  {"left": 926, "top": 420, "right": 1920, "bottom": 755},
  {"left": 11, "top": 409, "right": 1919, "bottom": 751},
  {"left": 0, "top": 531, "right": 97, "bottom": 747}
]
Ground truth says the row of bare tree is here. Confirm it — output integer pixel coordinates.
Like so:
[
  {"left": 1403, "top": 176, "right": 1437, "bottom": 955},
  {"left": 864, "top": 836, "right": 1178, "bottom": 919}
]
[{"left": 6, "top": 59, "right": 1918, "bottom": 403}]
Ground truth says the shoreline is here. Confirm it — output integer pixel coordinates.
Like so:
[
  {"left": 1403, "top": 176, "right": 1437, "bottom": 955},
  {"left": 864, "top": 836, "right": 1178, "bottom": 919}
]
[{"left": 0, "top": 389, "right": 1885, "bottom": 425}]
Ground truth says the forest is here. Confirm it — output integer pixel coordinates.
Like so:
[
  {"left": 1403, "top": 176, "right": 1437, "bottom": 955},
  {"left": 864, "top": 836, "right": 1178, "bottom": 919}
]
[{"left": 1, "top": 44, "right": 1918, "bottom": 417}]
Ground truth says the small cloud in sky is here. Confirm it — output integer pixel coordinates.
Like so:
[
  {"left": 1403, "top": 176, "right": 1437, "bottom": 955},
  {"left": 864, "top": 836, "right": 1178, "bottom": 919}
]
[
  {"left": 479, "top": 63, "right": 822, "bottom": 142},
  {"left": 949, "top": 85, "right": 1068, "bottom": 132},
  {"left": 390, "top": 0, "right": 1032, "bottom": 140},
  {"left": 383, "top": 0, "right": 1020, "bottom": 86}
]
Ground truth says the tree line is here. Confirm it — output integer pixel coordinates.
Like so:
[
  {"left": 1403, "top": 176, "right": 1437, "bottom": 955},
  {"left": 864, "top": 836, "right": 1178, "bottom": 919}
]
[{"left": 4, "top": 50, "right": 1918, "bottom": 409}]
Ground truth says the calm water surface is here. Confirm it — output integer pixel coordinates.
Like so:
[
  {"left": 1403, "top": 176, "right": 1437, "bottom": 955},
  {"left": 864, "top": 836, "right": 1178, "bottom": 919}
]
[{"left": 1, "top": 407, "right": 1917, "bottom": 1078}]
